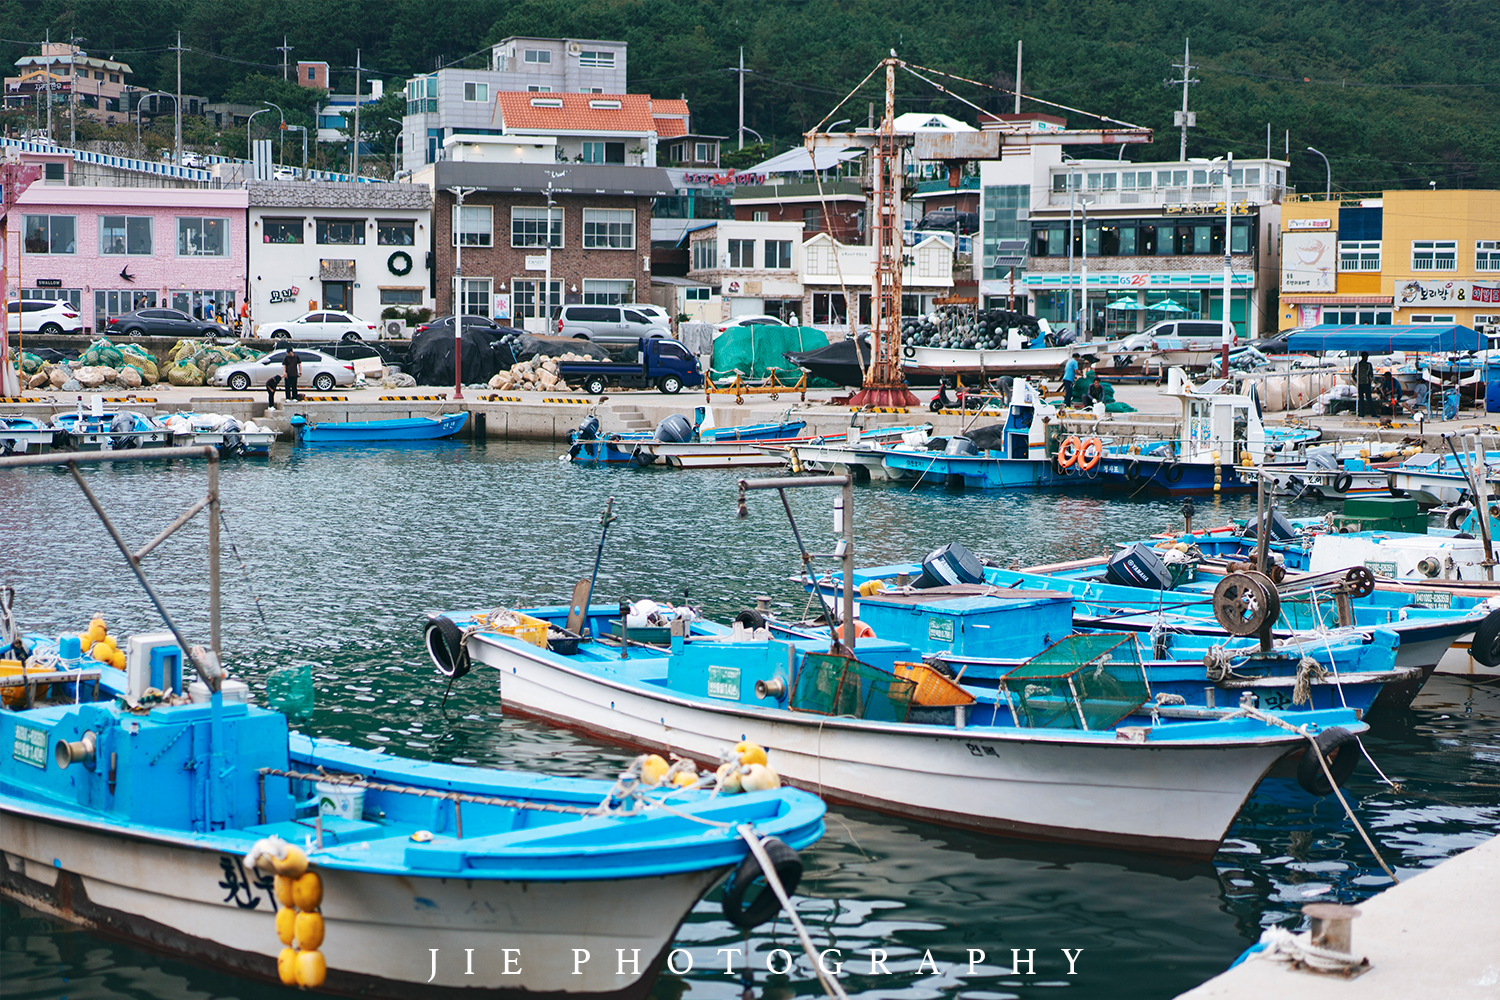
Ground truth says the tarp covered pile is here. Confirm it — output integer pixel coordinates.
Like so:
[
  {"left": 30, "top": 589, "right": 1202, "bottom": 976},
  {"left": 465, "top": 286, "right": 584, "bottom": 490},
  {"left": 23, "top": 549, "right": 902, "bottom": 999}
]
[{"left": 711, "top": 325, "right": 828, "bottom": 381}]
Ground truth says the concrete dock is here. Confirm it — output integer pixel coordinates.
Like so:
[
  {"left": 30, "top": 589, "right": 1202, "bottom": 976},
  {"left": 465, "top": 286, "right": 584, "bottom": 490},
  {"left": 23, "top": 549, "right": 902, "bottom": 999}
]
[{"left": 1175, "top": 833, "right": 1500, "bottom": 999}]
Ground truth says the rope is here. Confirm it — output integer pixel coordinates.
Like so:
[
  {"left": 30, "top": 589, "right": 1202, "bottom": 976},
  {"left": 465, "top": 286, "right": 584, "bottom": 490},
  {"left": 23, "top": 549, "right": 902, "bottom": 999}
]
[
  {"left": 258, "top": 767, "right": 601, "bottom": 817},
  {"left": 1253, "top": 925, "right": 1368, "bottom": 974},
  {"left": 1203, "top": 645, "right": 1236, "bottom": 682},
  {"left": 737, "top": 824, "right": 850, "bottom": 1000},
  {"left": 1292, "top": 656, "right": 1329, "bottom": 707}
]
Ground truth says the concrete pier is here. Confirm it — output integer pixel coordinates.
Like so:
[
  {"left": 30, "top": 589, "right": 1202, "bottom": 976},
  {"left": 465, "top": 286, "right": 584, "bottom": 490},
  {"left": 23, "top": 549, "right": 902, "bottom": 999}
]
[{"left": 1175, "top": 833, "right": 1500, "bottom": 999}]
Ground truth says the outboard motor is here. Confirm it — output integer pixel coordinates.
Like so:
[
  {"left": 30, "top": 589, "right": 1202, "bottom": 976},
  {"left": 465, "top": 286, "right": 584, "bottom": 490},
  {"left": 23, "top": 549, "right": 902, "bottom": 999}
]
[
  {"left": 221, "top": 417, "right": 244, "bottom": 455},
  {"left": 1105, "top": 542, "right": 1175, "bottom": 590},
  {"left": 654, "top": 413, "right": 694, "bottom": 443},
  {"left": 944, "top": 436, "right": 977, "bottom": 456},
  {"left": 576, "top": 415, "right": 600, "bottom": 441},
  {"left": 109, "top": 412, "right": 140, "bottom": 450},
  {"left": 1306, "top": 449, "right": 1338, "bottom": 472},
  {"left": 1242, "top": 509, "right": 1297, "bottom": 542},
  {"left": 915, "top": 541, "right": 985, "bottom": 589}
]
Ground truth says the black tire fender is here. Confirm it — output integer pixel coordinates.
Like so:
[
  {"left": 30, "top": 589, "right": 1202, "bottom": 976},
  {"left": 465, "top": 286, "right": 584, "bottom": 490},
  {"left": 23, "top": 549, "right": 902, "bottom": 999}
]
[
  {"left": 1296, "top": 726, "right": 1359, "bottom": 796},
  {"left": 734, "top": 609, "right": 766, "bottom": 630},
  {"left": 1387, "top": 473, "right": 1403, "bottom": 497},
  {"left": 425, "top": 615, "right": 471, "bottom": 679},
  {"left": 1333, "top": 472, "right": 1354, "bottom": 494},
  {"left": 903, "top": 344, "right": 916, "bottom": 358},
  {"left": 1125, "top": 459, "right": 1142, "bottom": 482},
  {"left": 1445, "top": 504, "right": 1474, "bottom": 531},
  {"left": 1164, "top": 461, "right": 1185, "bottom": 484},
  {"left": 1468, "top": 608, "right": 1500, "bottom": 667},
  {"left": 721, "top": 837, "right": 803, "bottom": 929}
]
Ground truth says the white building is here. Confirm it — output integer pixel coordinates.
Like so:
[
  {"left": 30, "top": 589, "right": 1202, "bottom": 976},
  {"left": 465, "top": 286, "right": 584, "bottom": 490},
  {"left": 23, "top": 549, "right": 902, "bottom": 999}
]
[
  {"left": 247, "top": 181, "right": 433, "bottom": 333},
  {"left": 683, "top": 220, "right": 807, "bottom": 322},
  {"left": 800, "top": 232, "right": 954, "bottom": 327}
]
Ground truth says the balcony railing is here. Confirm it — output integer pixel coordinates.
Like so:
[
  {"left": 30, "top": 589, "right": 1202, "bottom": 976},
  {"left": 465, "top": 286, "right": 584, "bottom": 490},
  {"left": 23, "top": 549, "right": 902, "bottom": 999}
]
[{"left": 1044, "top": 184, "right": 1288, "bottom": 209}]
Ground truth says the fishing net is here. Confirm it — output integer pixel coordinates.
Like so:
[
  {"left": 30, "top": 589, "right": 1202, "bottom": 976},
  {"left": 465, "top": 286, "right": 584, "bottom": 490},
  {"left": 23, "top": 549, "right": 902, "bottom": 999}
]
[
  {"left": 999, "top": 633, "right": 1148, "bottom": 730},
  {"left": 710, "top": 325, "right": 828, "bottom": 381},
  {"left": 789, "top": 652, "right": 914, "bottom": 723},
  {"left": 80, "top": 338, "right": 125, "bottom": 368},
  {"left": 166, "top": 359, "right": 205, "bottom": 386},
  {"left": 117, "top": 344, "right": 159, "bottom": 384}
]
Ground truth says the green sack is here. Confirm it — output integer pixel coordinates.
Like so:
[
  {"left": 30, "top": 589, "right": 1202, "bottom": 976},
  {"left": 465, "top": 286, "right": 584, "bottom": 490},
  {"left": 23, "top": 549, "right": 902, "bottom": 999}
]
[
  {"left": 166, "top": 360, "right": 204, "bottom": 387},
  {"left": 81, "top": 337, "right": 125, "bottom": 368}
]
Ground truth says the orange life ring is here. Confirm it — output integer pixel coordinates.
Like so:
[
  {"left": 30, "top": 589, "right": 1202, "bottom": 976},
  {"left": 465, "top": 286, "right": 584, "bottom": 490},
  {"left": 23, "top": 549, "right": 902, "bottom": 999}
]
[
  {"left": 1057, "top": 435, "right": 1082, "bottom": 469},
  {"left": 854, "top": 620, "right": 876, "bottom": 639},
  {"left": 1077, "top": 437, "right": 1104, "bottom": 471}
]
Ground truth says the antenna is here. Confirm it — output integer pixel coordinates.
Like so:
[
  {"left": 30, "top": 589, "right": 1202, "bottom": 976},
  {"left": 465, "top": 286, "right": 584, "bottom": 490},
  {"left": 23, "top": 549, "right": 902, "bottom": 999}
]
[{"left": 1165, "top": 37, "right": 1198, "bottom": 161}]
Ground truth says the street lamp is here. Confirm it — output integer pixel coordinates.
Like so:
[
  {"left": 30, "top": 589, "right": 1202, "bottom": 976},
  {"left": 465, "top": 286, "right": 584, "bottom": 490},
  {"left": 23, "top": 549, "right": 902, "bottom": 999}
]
[
  {"left": 263, "top": 101, "right": 285, "bottom": 166},
  {"left": 447, "top": 186, "right": 479, "bottom": 399},
  {"left": 246, "top": 105, "right": 274, "bottom": 162},
  {"left": 1078, "top": 196, "right": 1092, "bottom": 341},
  {"left": 1063, "top": 154, "right": 1080, "bottom": 330},
  {"left": 137, "top": 91, "right": 177, "bottom": 145},
  {"left": 1307, "top": 146, "right": 1331, "bottom": 201},
  {"left": 283, "top": 124, "right": 308, "bottom": 178}
]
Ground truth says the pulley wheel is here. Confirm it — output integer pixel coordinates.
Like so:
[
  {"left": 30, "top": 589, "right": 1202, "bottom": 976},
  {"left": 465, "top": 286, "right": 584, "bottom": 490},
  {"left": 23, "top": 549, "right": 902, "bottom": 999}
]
[
  {"left": 1213, "top": 572, "right": 1281, "bottom": 637},
  {"left": 1344, "top": 565, "right": 1376, "bottom": 597}
]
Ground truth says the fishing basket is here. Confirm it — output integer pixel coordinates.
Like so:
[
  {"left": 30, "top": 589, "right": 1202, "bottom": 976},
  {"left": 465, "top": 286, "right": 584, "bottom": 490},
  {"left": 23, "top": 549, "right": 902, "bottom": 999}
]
[
  {"left": 997, "top": 633, "right": 1149, "bottom": 730},
  {"left": 790, "top": 652, "right": 914, "bottom": 723}
]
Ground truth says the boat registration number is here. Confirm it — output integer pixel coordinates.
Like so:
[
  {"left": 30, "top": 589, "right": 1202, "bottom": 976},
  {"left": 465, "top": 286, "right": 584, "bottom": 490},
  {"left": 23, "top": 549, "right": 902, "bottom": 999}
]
[
  {"left": 1103, "top": 463, "right": 1125, "bottom": 475},
  {"left": 708, "top": 665, "right": 741, "bottom": 700},
  {"left": 928, "top": 617, "right": 955, "bottom": 642},
  {"left": 12, "top": 725, "right": 47, "bottom": 768},
  {"left": 1413, "top": 590, "right": 1452, "bottom": 609},
  {"left": 1365, "top": 561, "right": 1398, "bottom": 578}
]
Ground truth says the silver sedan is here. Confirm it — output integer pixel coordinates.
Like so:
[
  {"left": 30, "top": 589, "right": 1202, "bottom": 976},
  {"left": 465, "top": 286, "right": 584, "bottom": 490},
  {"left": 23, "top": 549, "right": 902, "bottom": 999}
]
[{"left": 212, "top": 348, "right": 357, "bottom": 392}]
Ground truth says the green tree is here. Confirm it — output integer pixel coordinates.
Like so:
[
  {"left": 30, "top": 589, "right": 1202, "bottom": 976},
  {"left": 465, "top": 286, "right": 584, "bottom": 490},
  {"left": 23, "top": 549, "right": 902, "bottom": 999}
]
[{"left": 719, "top": 142, "right": 769, "bottom": 170}]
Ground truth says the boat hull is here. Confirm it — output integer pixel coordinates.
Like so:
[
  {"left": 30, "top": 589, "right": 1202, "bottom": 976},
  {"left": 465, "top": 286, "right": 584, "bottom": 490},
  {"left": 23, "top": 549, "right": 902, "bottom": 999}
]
[
  {"left": 466, "top": 635, "right": 1300, "bottom": 859},
  {"left": 880, "top": 450, "right": 1068, "bottom": 489},
  {"left": 1093, "top": 455, "right": 1256, "bottom": 496},
  {"left": 295, "top": 413, "right": 468, "bottom": 444},
  {"left": 0, "top": 805, "right": 718, "bottom": 999},
  {"left": 902, "top": 343, "right": 1076, "bottom": 381}
]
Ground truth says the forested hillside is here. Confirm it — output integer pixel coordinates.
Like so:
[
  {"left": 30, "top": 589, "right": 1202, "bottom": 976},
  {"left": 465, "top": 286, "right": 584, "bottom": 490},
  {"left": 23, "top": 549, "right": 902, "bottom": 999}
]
[{"left": 3, "top": 0, "right": 1495, "bottom": 191}]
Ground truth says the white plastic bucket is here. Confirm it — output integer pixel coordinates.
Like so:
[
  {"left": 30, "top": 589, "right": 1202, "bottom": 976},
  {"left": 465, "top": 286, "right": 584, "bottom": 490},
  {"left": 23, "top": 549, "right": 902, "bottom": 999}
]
[{"left": 315, "top": 781, "right": 365, "bottom": 821}]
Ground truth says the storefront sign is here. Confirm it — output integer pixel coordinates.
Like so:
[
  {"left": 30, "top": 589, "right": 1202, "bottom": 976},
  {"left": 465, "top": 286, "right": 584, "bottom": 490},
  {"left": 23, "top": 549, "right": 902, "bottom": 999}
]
[
  {"left": 35, "top": 278, "right": 62, "bottom": 288},
  {"left": 1470, "top": 283, "right": 1500, "bottom": 305},
  {"left": 683, "top": 171, "right": 768, "bottom": 186},
  {"left": 1397, "top": 279, "right": 1462, "bottom": 305},
  {"left": 1163, "top": 202, "right": 1254, "bottom": 216},
  {"left": 492, "top": 293, "right": 511, "bottom": 320},
  {"left": 319, "top": 259, "right": 356, "bottom": 281},
  {"left": 1120, "top": 273, "right": 1151, "bottom": 287},
  {"left": 268, "top": 286, "right": 301, "bottom": 304},
  {"left": 1281, "top": 232, "right": 1337, "bottom": 293},
  {"left": 525, "top": 255, "right": 547, "bottom": 271},
  {"left": 1287, "top": 218, "right": 1333, "bottom": 230},
  {"left": 725, "top": 280, "right": 742, "bottom": 294}
]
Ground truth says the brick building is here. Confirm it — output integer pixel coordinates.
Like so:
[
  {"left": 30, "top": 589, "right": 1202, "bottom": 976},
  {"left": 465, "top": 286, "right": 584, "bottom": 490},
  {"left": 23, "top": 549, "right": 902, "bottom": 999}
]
[{"left": 425, "top": 161, "right": 672, "bottom": 331}]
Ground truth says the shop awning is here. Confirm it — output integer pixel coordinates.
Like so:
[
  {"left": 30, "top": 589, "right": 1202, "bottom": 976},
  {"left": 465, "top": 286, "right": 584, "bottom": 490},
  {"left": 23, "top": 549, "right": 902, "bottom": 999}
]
[
  {"left": 1281, "top": 294, "right": 1393, "bottom": 306},
  {"left": 1285, "top": 324, "right": 1483, "bottom": 353}
]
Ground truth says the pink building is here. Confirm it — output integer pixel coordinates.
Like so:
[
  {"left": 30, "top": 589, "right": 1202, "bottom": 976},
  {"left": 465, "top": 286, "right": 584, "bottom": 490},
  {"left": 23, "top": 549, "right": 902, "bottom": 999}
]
[{"left": 6, "top": 187, "right": 249, "bottom": 332}]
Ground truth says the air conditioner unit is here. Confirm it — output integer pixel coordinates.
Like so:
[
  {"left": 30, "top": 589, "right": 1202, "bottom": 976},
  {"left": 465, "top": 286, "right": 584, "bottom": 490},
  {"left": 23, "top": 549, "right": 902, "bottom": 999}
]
[
  {"left": 386, "top": 321, "right": 403, "bottom": 338},
  {"left": 567, "top": 42, "right": 582, "bottom": 54}
]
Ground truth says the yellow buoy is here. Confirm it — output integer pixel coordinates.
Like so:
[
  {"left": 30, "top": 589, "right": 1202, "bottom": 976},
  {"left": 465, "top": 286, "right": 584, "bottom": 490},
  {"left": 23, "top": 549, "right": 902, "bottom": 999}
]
[
  {"left": 291, "top": 871, "right": 322, "bottom": 910},
  {"left": 715, "top": 761, "right": 743, "bottom": 794},
  {"left": 110, "top": 650, "right": 126, "bottom": 670},
  {"left": 295, "top": 949, "right": 327, "bottom": 988},
  {"left": 91, "top": 616, "right": 107, "bottom": 633},
  {"left": 672, "top": 770, "right": 698, "bottom": 788},
  {"left": 858, "top": 580, "right": 885, "bottom": 597},
  {"left": 272, "top": 844, "right": 309, "bottom": 878},
  {"left": 277, "top": 947, "right": 299, "bottom": 985},
  {"left": 93, "top": 646, "right": 113, "bottom": 664},
  {"left": 740, "top": 763, "right": 782, "bottom": 792},
  {"left": 274, "top": 874, "right": 295, "bottom": 907},
  {"left": 294, "top": 910, "right": 325, "bottom": 950},
  {"left": 734, "top": 742, "right": 768, "bottom": 767},
  {"left": 79, "top": 632, "right": 94, "bottom": 653},
  {"left": 640, "top": 754, "right": 670, "bottom": 786},
  {"left": 276, "top": 906, "right": 297, "bottom": 945},
  {"left": 100, "top": 634, "right": 117, "bottom": 650}
]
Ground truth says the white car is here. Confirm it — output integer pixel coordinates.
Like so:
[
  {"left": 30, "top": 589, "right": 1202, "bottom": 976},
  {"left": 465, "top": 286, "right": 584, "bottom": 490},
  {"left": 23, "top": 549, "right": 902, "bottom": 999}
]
[
  {"left": 715, "top": 314, "right": 788, "bottom": 335},
  {"left": 631, "top": 304, "right": 674, "bottom": 327},
  {"left": 5, "top": 299, "right": 84, "bottom": 335},
  {"left": 255, "top": 310, "right": 381, "bottom": 342},
  {"left": 212, "top": 348, "right": 357, "bottom": 391}
]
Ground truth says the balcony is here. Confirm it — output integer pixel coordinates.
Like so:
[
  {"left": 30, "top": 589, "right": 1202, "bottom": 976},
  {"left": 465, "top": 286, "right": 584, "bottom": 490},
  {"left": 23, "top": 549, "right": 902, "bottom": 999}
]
[{"left": 1045, "top": 184, "right": 1288, "bottom": 210}]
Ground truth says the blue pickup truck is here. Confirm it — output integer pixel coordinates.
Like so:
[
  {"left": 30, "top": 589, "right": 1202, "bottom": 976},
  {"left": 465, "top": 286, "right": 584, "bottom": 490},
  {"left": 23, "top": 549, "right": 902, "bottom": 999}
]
[{"left": 559, "top": 337, "right": 703, "bottom": 395}]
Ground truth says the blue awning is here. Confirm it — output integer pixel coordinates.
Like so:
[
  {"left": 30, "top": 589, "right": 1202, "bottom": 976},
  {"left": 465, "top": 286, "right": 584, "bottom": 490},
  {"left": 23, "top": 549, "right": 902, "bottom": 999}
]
[{"left": 1284, "top": 324, "right": 1483, "bottom": 353}]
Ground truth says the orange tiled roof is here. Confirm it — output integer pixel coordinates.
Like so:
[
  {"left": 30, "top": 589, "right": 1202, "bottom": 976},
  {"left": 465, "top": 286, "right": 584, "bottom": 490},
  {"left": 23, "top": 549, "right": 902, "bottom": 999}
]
[
  {"left": 651, "top": 98, "right": 689, "bottom": 116},
  {"left": 496, "top": 92, "right": 656, "bottom": 134},
  {"left": 653, "top": 116, "right": 688, "bottom": 138}
]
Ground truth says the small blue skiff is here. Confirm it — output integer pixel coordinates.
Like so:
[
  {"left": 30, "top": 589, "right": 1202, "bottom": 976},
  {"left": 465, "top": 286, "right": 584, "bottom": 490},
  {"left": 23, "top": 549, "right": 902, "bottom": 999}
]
[{"left": 291, "top": 411, "right": 468, "bottom": 444}]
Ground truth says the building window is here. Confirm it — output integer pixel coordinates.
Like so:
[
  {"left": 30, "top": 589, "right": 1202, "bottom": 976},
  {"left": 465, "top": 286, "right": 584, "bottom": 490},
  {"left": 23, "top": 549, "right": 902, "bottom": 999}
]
[
  {"left": 523, "top": 49, "right": 551, "bottom": 64},
  {"left": 527, "top": 85, "right": 552, "bottom": 93},
  {"left": 94, "top": 289, "right": 158, "bottom": 330},
  {"left": 727, "top": 239, "right": 754, "bottom": 268},
  {"left": 512, "top": 279, "right": 561, "bottom": 319},
  {"left": 379, "top": 287, "right": 424, "bottom": 305},
  {"left": 454, "top": 205, "right": 493, "bottom": 247},
  {"left": 752, "top": 211, "right": 768, "bottom": 222},
  {"left": 457, "top": 278, "right": 490, "bottom": 317},
  {"left": 1409, "top": 313, "right": 1456, "bottom": 324},
  {"left": 580, "top": 141, "right": 626, "bottom": 164},
  {"left": 307, "top": 66, "right": 316, "bottom": 81},
  {"left": 582, "top": 208, "right": 634, "bottom": 249},
  {"left": 1338, "top": 240, "right": 1382, "bottom": 272},
  {"left": 1476, "top": 240, "right": 1500, "bottom": 272},
  {"left": 109, "top": 72, "right": 119, "bottom": 83},
  {"left": 685, "top": 287, "right": 711, "bottom": 301},
  {"left": 100, "top": 215, "right": 152, "bottom": 255},
  {"left": 692, "top": 239, "right": 717, "bottom": 272},
  {"left": 22, "top": 214, "right": 75, "bottom": 254},
  {"left": 511, "top": 206, "right": 562, "bottom": 248},
  {"left": 1325, "top": 309, "right": 1393, "bottom": 325},
  {"left": 261, "top": 218, "right": 304, "bottom": 244},
  {"left": 316, "top": 219, "right": 366, "bottom": 245},
  {"left": 812, "top": 292, "right": 848, "bottom": 324},
  {"left": 176, "top": 217, "right": 228, "bottom": 256},
  {"left": 578, "top": 50, "right": 615, "bottom": 68},
  {"left": 21, "top": 287, "right": 82, "bottom": 309},
  {"left": 583, "top": 279, "right": 635, "bottom": 304},
  {"left": 803, "top": 207, "right": 821, "bottom": 232},
  {"left": 1411, "top": 240, "right": 1457, "bottom": 271},
  {"left": 764, "top": 240, "right": 792, "bottom": 269},
  {"left": 695, "top": 142, "right": 713, "bottom": 161},
  {"left": 463, "top": 82, "right": 489, "bottom": 102},
  {"left": 377, "top": 220, "right": 416, "bottom": 245}
]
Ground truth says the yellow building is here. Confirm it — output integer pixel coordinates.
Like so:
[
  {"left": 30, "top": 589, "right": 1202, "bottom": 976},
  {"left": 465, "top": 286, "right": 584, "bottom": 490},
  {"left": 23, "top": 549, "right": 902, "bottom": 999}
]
[{"left": 1278, "top": 190, "right": 1500, "bottom": 335}]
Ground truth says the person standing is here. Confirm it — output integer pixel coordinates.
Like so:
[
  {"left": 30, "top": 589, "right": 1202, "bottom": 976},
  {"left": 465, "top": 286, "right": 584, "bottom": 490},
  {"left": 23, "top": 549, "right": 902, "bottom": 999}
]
[
  {"left": 1061, "top": 353, "right": 1080, "bottom": 406},
  {"left": 1354, "top": 351, "right": 1375, "bottom": 416},
  {"left": 281, "top": 347, "right": 301, "bottom": 402}
]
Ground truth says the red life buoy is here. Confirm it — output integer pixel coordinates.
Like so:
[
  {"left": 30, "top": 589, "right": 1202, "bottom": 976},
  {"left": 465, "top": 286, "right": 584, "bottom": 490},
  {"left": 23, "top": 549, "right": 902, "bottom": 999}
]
[
  {"left": 1078, "top": 437, "right": 1104, "bottom": 471},
  {"left": 1058, "top": 435, "right": 1082, "bottom": 469},
  {"left": 854, "top": 620, "right": 876, "bottom": 639}
]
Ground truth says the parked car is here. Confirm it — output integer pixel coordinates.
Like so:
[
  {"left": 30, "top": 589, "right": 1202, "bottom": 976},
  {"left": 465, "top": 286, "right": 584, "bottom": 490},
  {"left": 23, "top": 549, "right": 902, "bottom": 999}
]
[
  {"left": 107, "top": 307, "right": 229, "bottom": 339},
  {"left": 256, "top": 310, "right": 381, "bottom": 342},
  {"left": 630, "top": 304, "right": 674, "bottom": 327},
  {"left": 715, "top": 314, "right": 787, "bottom": 335},
  {"left": 1112, "top": 319, "right": 1234, "bottom": 352},
  {"left": 211, "top": 348, "right": 356, "bottom": 391},
  {"left": 556, "top": 304, "right": 671, "bottom": 343},
  {"left": 414, "top": 315, "right": 522, "bottom": 339},
  {"left": 5, "top": 299, "right": 84, "bottom": 335}
]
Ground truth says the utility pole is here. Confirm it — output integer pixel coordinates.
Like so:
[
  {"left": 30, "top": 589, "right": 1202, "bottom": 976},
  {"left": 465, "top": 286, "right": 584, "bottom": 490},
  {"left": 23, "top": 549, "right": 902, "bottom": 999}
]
[
  {"left": 174, "top": 30, "right": 183, "bottom": 166},
  {"left": 1167, "top": 37, "right": 1198, "bottom": 161},
  {"left": 1221, "top": 151, "right": 1234, "bottom": 376},
  {"left": 737, "top": 47, "right": 745, "bottom": 149},
  {"left": 448, "top": 186, "right": 478, "bottom": 398},
  {"left": 277, "top": 35, "right": 293, "bottom": 81},
  {"left": 1014, "top": 40, "right": 1022, "bottom": 114},
  {"left": 67, "top": 33, "right": 78, "bottom": 146},
  {"left": 44, "top": 29, "right": 51, "bottom": 141},
  {"left": 352, "top": 49, "right": 361, "bottom": 177}
]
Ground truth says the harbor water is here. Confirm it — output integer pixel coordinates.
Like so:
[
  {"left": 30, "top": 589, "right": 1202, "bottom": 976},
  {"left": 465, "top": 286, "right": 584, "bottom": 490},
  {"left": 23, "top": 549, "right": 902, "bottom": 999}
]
[{"left": 3, "top": 439, "right": 1498, "bottom": 1000}]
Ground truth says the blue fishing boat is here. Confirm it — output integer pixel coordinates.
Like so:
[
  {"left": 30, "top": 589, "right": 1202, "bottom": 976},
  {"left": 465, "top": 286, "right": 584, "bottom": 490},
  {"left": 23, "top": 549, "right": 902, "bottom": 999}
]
[
  {"left": 0, "top": 415, "right": 54, "bottom": 454},
  {"left": 0, "top": 444, "right": 824, "bottom": 1000},
  {"left": 569, "top": 409, "right": 807, "bottom": 465},
  {"left": 290, "top": 411, "right": 468, "bottom": 444},
  {"left": 51, "top": 410, "right": 169, "bottom": 451}
]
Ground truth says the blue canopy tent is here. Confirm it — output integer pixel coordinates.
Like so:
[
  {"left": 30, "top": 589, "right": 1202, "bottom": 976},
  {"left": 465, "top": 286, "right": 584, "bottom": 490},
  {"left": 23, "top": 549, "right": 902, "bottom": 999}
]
[{"left": 1285, "top": 324, "right": 1483, "bottom": 353}]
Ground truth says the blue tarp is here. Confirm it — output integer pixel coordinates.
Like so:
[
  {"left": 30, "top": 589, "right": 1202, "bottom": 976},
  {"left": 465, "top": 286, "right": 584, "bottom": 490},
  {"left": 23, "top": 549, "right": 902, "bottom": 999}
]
[{"left": 1285, "top": 324, "right": 1483, "bottom": 353}]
